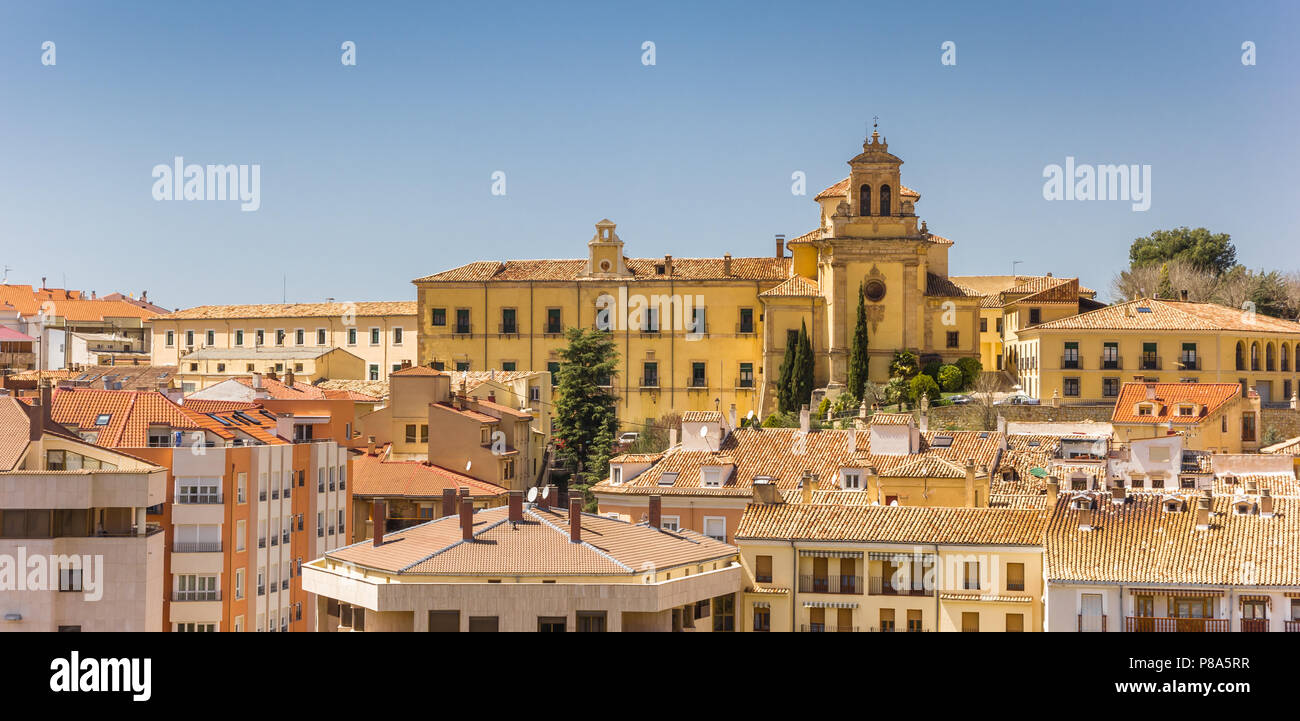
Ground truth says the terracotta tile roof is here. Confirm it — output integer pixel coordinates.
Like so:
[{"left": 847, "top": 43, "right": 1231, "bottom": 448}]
[
  {"left": 231, "top": 376, "right": 379, "bottom": 402},
  {"left": 0, "top": 398, "right": 33, "bottom": 470},
  {"left": 1009, "top": 278, "right": 1083, "bottom": 305},
  {"left": 813, "top": 178, "right": 920, "bottom": 201},
  {"left": 594, "top": 427, "right": 1003, "bottom": 498},
  {"left": 1261, "top": 435, "right": 1300, "bottom": 455},
  {"left": 1110, "top": 383, "right": 1241, "bottom": 425},
  {"left": 681, "top": 411, "right": 724, "bottom": 423},
  {"left": 432, "top": 402, "right": 498, "bottom": 425},
  {"left": 736, "top": 502, "right": 1047, "bottom": 545},
  {"left": 413, "top": 257, "right": 792, "bottom": 283},
  {"left": 390, "top": 365, "right": 445, "bottom": 377},
  {"left": 1213, "top": 473, "right": 1300, "bottom": 498},
  {"left": 49, "top": 387, "right": 287, "bottom": 447},
  {"left": 10, "top": 365, "right": 177, "bottom": 389},
  {"left": 448, "top": 370, "right": 545, "bottom": 390},
  {"left": 326, "top": 504, "right": 736, "bottom": 576},
  {"left": 1045, "top": 493, "right": 1300, "bottom": 585},
  {"left": 925, "top": 274, "right": 979, "bottom": 298},
  {"left": 316, "top": 379, "right": 390, "bottom": 399},
  {"left": 0, "top": 286, "right": 161, "bottom": 321},
  {"left": 1027, "top": 298, "right": 1300, "bottom": 333},
  {"left": 156, "top": 302, "right": 416, "bottom": 320},
  {"left": 784, "top": 229, "right": 823, "bottom": 246},
  {"left": 949, "top": 275, "right": 1097, "bottom": 299},
  {"left": 609, "top": 452, "right": 664, "bottom": 464},
  {"left": 869, "top": 412, "right": 914, "bottom": 426},
  {"left": 924, "top": 232, "right": 955, "bottom": 246},
  {"left": 180, "top": 399, "right": 259, "bottom": 414},
  {"left": 350, "top": 449, "right": 507, "bottom": 499},
  {"left": 758, "top": 275, "right": 821, "bottom": 298}
]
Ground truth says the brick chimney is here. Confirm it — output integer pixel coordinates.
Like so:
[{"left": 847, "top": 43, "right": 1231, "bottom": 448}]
[
  {"left": 441, "top": 488, "right": 457, "bottom": 517},
  {"left": 663, "top": 255, "right": 673, "bottom": 276},
  {"left": 460, "top": 495, "right": 474, "bottom": 541},
  {"left": 284, "top": 368, "right": 295, "bottom": 387},
  {"left": 508, "top": 490, "right": 523, "bottom": 523},
  {"left": 775, "top": 234, "right": 785, "bottom": 259},
  {"left": 372, "top": 500, "right": 386, "bottom": 547},
  {"left": 648, "top": 494, "right": 662, "bottom": 529},
  {"left": 1046, "top": 478, "right": 1059, "bottom": 508},
  {"left": 1110, "top": 485, "right": 1126, "bottom": 504},
  {"left": 1195, "top": 495, "right": 1211, "bottom": 530},
  {"left": 723, "top": 253, "right": 732, "bottom": 276},
  {"left": 1078, "top": 504, "right": 1094, "bottom": 532},
  {"left": 964, "top": 459, "right": 976, "bottom": 508},
  {"left": 751, "top": 480, "right": 778, "bottom": 505},
  {"left": 568, "top": 497, "right": 583, "bottom": 543},
  {"left": 367, "top": 435, "right": 376, "bottom": 456},
  {"left": 1260, "top": 488, "right": 1275, "bottom": 518},
  {"left": 800, "top": 470, "right": 814, "bottom": 504}
]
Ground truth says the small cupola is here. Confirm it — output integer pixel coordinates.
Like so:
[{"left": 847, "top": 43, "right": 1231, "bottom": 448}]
[{"left": 586, "top": 219, "right": 629, "bottom": 277}]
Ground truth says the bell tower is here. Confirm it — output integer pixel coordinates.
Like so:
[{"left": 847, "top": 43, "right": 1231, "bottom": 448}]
[
  {"left": 847, "top": 119, "right": 904, "bottom": 219},
  {"left": 585, "top": 218, "right": 630, "bottom": 277}
]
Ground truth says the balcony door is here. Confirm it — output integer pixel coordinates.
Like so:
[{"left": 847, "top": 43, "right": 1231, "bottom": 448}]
[
  {"left": 1080, "top": 593, "right": 1104, "bottom": 632},
  {"left": 812, "top": 557, "right": 829, "bottom": 593}
]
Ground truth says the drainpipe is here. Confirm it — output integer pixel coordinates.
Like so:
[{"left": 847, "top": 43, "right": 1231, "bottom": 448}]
[
  {"left": 790, "top": 539, "right": 797, "bottom": 633},
  {"left": 933, "top": 543, "right": 940, "bottom": 632}
]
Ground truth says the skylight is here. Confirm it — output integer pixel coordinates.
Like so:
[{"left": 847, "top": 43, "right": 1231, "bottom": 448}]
[
  {"left": 931, "top": 435, "right": 953, "bottom": 448},
  {"left": 658, "top": 471, "right": 679, "bottom": 486},
  {"left": 94, "top": 413, "right": 111, "bottom": 426},
  {"left": 1136, "top": 307, "right": 1153, "bottom": 313}
]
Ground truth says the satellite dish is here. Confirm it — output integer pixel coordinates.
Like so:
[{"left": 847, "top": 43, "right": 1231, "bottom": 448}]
[
  {"left": 541, "top": 486, "right": 550, "bottom": 499},
  {"left": 889, "top": 500, "right": 899, "bottom": 506},
  {"left": 699, "top": 426, "right": 709, "bottom": 437},
  {"left": 465, "top": 460, "right": 472, "bottom": 471},
  {"left": 746, "top": 410, "right": 755, "bottom": 420},
  {"left": 526, "top": 487, "right": 538, "bottom": 503}
]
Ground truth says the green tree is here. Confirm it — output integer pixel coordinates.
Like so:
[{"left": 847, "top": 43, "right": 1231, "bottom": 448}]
[
  {"left": 921, "top": 358, "right": 942, "bottom": 380},
  {"left": 885, "top": 377, "right": 910, "bottom": 411},
  {"left": 890, "top": 350, "right": 919, "bottom": 380},
  {"left": 1129, "top": 227, "right": 1237, "bottom": 276},
  {"left": 1156, "top": 263, "right": 1172, "bottom": 299},
  {"left": 938, "top": 364, "right": 964, "bottom": 393},
  {"left": 552, "top": 327, "right": 620, "bottom": 508},
  {"left": 776, "top": 333, "right": 796, "bottom": 413},
  {"left": 955, "top": 357, "right": 982, "bottom": 389},
  {"left": 791, "top": 320, "right": 815, "bottom": 411},
  {"left": 909, "top": 373, "right": 941, "bottom": 404},
  {"left": 846, "top": 284, "right": 870, "bottom": 399}
]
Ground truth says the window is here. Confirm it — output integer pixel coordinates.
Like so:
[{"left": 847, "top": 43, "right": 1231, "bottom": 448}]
[
  {"left": 294, "top": 329, "right": 304, "bottom": 346},
  {"left": 995, "top": 317, "right": 1003, "bottom": 333},
  {"left": 691, "top": 362, "right": 706, "bottom": 388},
  {"left": 1063, "top": 341, "right": 1079, "bottom": 369},
  {"left": 1063, "top": 377, "right": 1080, "bottom": 397},
  {"left": 369, "top": 328, "right": 380, "bottom": 345},
  {"left": 431, "top": 308, "right": 446, "bottom": 326},
  {"left": 1028, "top": 308, "right": 1041, "bottom": 325},
  {"left": 369, "top": 364, "right": 379, "bottom": 381},
  {"left": 1006, "top": 563, "right": 1025, "bottom": 591},
  {"left": 58, "top": 565, "right": 82, "bottom": 592},
  {"left": 547, "top": 361, "right": 560, "bottom": 385},
  {"left": 317, "top": 328, "right": 326, "bottom": 345},
  {"left": 276, "top": 329, "right": 286, "bottom": 346},
  {"left": 501, "top": 361, "right": 516, "bottom": 372},
  {"left": 738, "top": 362, "right": 754, "bottom": 388},
  {"left": 500, "top": 308, "right": 516, "bottom": 334},
  {"left": 702, "top": 517, "right": 726, "bottom": 542},
  {"left": 701, "top": 468, "right": 722, "bottom": 487},
  {"left": 1005, "top": 613, "right": 1024, "bottom": 632},
  {"left": 185, "top": 330, "right": 195, "bottom": 347},
  {"left": 642, "top": 361, "right": 658, "bottom": 387},
  {"left": 859, "top": 184, "right": 871, "bottom": 215},
  {"left": 946, "top": 331, "right": 959, "bottom": 349},
  {"left": 1102, "top": 378, "right": 1120, "bottom": 397},
  {"left": 1242, "top": 412, "right": 1256, "bottom": 442},
  {"left": 878, "top": 184, "right": 891, "bottom": 216},
  {"left": 961, "top": 612, "right": 980, "bottom": 632},
  {"left": 94, "top": 413, "right": 111, "bottom": 426},
  {"left": 576, "top": 611, "right": 607, "bottom": 632},
  {"left": 907, "top": 609, "right": 923, "bottom": 632},
  {"left": 1142, "top": 342, "right": 1158, "bottom": 370},
  {"left": 712, "top": 594, "right": 736, "bottom": 631},
  {"left": 690, "top": 307, "right": 707, "bottom": 335},
  {"left": 455, "top": 309, "right": 471, "bottom": 334},
  {"left": 254, "top": 329, "right": 265, "bottom": 346},
  {"left": 406, "top": 424, "right": 417, "bottom": 444},
  {"left": 1180, "top": 342, "right": 1197, "bottom": 369},
  {"left": 962, "top": 561, "right": 980, "bottom": 590},
  {"left": 428, "top": 610, "right": 460, "bottom": 632},
  {"left": 661, "top": 515, "right": 680, "bottom": 532},
  {"left": 166, "top": 330, "right": 175, "bottom": 347},
  {"left": 546, "top": 308, "right": 562, "bottom": 334},
  {"left": 468, "top": 616, "right": 499, "bottom": 632},
  {"left": 456, "top": 361, "right": 469, "bottom": 372},
  {"left": 739, "top": 307, "right": 754, "bottom": 334},
  {"left": 393, "top": 327, "right": 403, "bottom": 345},
  {"left": 347, "top": 328, "right": 357, "bottom": 345},
  {"left": 755, "top": 555, "right": 773, "bottom": 584},
  {"left": 842, "top": 470, "right": 861, "bottom": 489},
  {"left": 753, "top": 606, "right": 771, "bottom": 632},
  {"left": 537, "top": 617, "right": 566, "bottom": 632}
]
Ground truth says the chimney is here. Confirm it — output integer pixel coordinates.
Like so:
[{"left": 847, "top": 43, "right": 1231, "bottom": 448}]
[
  {"left": 996, "top": 414, "right": 1007, "bottom": 434},
  {"left": 487, "top": 391, "right": 496, "bottom": 403},
  {"left": 1145, "top": 383, "right": 1156, "bottom": 401},
  {"left": 1078, "top": 505, "right": 1093, "bottom": 532},
  {"left": 663, "top": 255, "right": 673, "bottom": 276},
  {"left": 723, "top": 253, "right": 732, "bottom": 276},
  {"left": 775, "top": 234, "right": 785, "bottom": 259},
  {"left": 1180, "top": 289, "right": 1188, "bottom": 301},
  {"left": 141, "top": 290, "right": 147, "bottom": 301},
  {"left": 1110, "top": 485, "right": 1126, "bottom": 504},
  {"left": 372, "top": 500, "right": 386, "bottom": 547},
  {"left": 1195, "top": 495, "right": 1211, "bottom": 530},
  {"left": 752, "top": 480, "right": 778, "bottom": 505},
  {"left": 728, "top": 403, "right": 737, "bottom": 431},
  {"left": 284, "top": 368, "right": 294, "bottom": 387},
  {"left": 919, "top": 404, "right": 929, "bottom": 432},
  {"left": 1244, "top": 477, "right": 1259, "bottom": 495},
  {"left": 508, "top": 490, "right": 523, "bottom": 523},
  {"left": 568, "top": 497, "right": 583, "bottom": 543},
  {"left": 460, "top": 495, "right": 474, "bottom": 541},
  {"left": 965, "top": 459, "right": 977, "bottom": 508},
  {"left": 267, "top": 370, "right": 278, "bottom": 381},
  {"left": 441, "top": 488, "right": 457, "bottom": 517},
  {"left": 648, "top": 495, "right": 662, "bottom": 529},
  {"left": 669, "top": 428, "right": 678, "bottom": 448},
  {"left": 799, "top": 404, "right": 810, "bottom": 434},
  {"left": 1046, "top": 478, "right": 1059, "bottom": 508},
  {"left": 800, "top": 470, "right": 813, "bottom": 503},
  {"left": 367, "top": 435, "right": 376, "bottom": 456},
  {"left": 1260, "top": 488, "right": 1275, "bottom": 518},
  {"left": 847, "top": 429, "right": 857, "bottom": 454}
]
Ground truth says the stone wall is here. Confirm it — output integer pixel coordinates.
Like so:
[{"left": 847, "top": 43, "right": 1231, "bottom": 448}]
[
  {"left": 1262, "top": 408, "right": 1300, "bottom": 443},
  {"left": 923, "top": 403, "right": 1113, "bottom": 431}
]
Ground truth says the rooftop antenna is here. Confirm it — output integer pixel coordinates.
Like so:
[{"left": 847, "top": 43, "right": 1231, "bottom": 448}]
[
  {"left": 282, "top": 274, "right": 286, "bottom": 304},
  {"left": 1012, "top": 260, "right": 1023, "bottom": 277},
  {"left": 1, "top": 266, "right": 11, "bottom": 284}
]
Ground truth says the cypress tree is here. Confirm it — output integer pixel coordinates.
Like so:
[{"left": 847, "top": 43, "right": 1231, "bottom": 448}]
[
  {"left": 792, "top": 320, "right": 814, "bottom": 410},
  {"left": 776, "top": 333, "right": 796, "bottom": 414},
  {"left": 846, "top": 283, "right": 870, "bottom": 399}
]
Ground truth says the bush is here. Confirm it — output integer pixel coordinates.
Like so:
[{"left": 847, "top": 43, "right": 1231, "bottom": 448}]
[
  {"left": 938, "top": 364, "right": 964, "bottom": 392},
  {"left": 909, "top": 374, "right": 941, "bottom": 404},
  {"left": 890, "top": 350, "right": 919, "bottom": 380},
  {"left": 921, "top": 359, "right": 942, "bottom": 380},
  {"left": 816, "top": 397, "right": 832, "bottom": 420},
  {"left": 956, "top": 357, "right": 982, "bottom": 389}
]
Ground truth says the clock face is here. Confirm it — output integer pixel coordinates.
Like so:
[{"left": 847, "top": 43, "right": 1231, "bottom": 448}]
[
  {"left": 865, "top": 279, "right": 886, "bottom": 302},
  {"left": 599, "top": 259, "right": 612, "bottom": 272}
]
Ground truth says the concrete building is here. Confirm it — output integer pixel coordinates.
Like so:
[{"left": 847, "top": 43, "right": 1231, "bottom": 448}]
[
  {"left": 302, "top": 490, "right": 741, "bottom": 631},
  {"left": 172, "top": 347, "right": 366, "bottom": 391},
  {"left": 0, "top": 391, "right": 167, "bottom": 632}
]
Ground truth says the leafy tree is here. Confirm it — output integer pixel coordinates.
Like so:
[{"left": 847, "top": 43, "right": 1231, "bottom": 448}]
[
  {"left": 890, "top": 350, "right": 919, "bottom": 380},
  {"left": 909, "top": 374, "right": 941, "bottom": 404},
  {"left": 776, "top": 333, "right": 796, "bottom": 413},
  {"left": 938, "top": 364, "right": 964, "bottom": 393},
  {"left": 1156, "top": 263, "right": 1172, "bottom": 299},
  {"left": 791, "top": 320, "right": 815, "bottom": 411},
  {"left": 552, "top": 327, "right": 620, "bottom": 508},
  {"left": 846, "top": 284, "right": 870, "bottom": 399},
  {"left": 921, "top": 359, "right": 942, "bottom": 380},
  {"left": 955, "top": 357, "right": 982, "bottom": 389},
  {"left": 885, "top": 377, "right": 910, "bottom": 411},
  {"left": 627, "top": 412, "right": 681, "bottom": 454},
  {"left": 1129, "top": 227, "right": 1237, "bottom": 276}
]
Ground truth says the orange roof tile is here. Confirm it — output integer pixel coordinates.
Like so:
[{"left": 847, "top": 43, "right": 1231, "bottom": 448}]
[
  {"left": 736, "top": 502, "right": 1047, "bottom": 546},
  {"left": 758, "top": 276, "right": 821, "bottom": 298},
  {"left": 1110, "top": 383, "right": 1241, "bottom": 425},
  {"left": 156, "top": 302, "right": 415, "bottom": 320},
  {"left": 414, "top": 257, "right": 792, "bottom": 283},
  {"left": 1027, "top": 298, "right": 1300, "bottom": 333},
  {"left": 350, "top": 450, "right": 507, "bottom": 499}
]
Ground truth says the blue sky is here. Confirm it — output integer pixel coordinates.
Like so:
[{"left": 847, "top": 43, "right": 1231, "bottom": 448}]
[{"left": 1, "top": 0, "right": 1296, "bottom": 307}]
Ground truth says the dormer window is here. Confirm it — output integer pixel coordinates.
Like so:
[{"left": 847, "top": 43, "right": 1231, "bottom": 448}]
[
  {"left": 842, "top": 470, "right": 862, "bottom": 490},
  {"left": 1136, "top": 404, "right": 1153, "bottom": 416},
  {"left": 701, "top": 468, "right": 722, "bottom": 488},
  {"left": 611, "top": 466, "right": 623, "bottom": 485},
  {"left": 1162, "top": 497, "right": 1185, "bottom": 513},
  {"left": 1177, "top": 404, "right": 1196, "bottom": 416},
  {"left": 1234, "top": 501, "right": 1253, "bottom": 515},
  {"left": 1070, "top": 496, "right": 1093, "bottom": 510}
]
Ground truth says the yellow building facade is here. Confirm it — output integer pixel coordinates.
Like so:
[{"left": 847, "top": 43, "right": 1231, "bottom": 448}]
[
  {"left": 413, "top": 132, "right": 980, "bottom": 426},
  {"left": 1010, "top": 298, "right": 1300, "bottom": 404}
]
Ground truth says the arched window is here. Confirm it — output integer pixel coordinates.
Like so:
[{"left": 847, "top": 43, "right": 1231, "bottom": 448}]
[
  {"left": 1236, "top": 341, "right": 1245, "bottom": 371},
  {"left": 859, "top": 185, "right": 871, "bottom": 216},
  {"left": 879, "top": 184, "right": 891, "bottom": 216},
  {"left": 1282, "top": 343, "right": 1290, "bottom": 372},
  {"left": 1266, "top": 343, "right": 1276, "bottom": 371},
  {"left": 1250, "top": 342, "right": 1260, "bottom": 371}
]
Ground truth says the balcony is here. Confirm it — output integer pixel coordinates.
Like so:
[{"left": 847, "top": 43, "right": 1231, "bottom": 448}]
[
  {"left": 173, "top": 542, "right": 222, "bottom": 553},
  {"left": 171, "top": 590, "right": 221, "bottom": 602},
  {"left": 1140, "top": 356, "right": 1162, "bottom": 371},
  {"left": 497, "top": 323, "right": 518, "bottom": 336},
  {"left": 735, "top": 322, "right": 756, "bottom": 336},
  {"left": 1285, "top": 621, "right": 1300, "bottom": 632},
  {"left": 1060, "top": 356, "right": 1082, "bottom": 370},
  {"left": 639, "top": 377, "right": 659, "bottom": 389},
  {"left": 257, "top": 585, "right": 265, "bottom": 596},
  {"left": 281, "top": 532, "right": 289, "bottom": 544},
  {"left": 171, "top": 500, "right": 225, "bottom": 525},
  {"left": 1177, "top": 357, "right": 1200, "bottom": 371},
  {"left": 798, "top": 575, "right": 862, "bottom": 595},
  {"left": 1240, "top": 618, "right": 1269, "bottom": 633},
  {"left": 259, "top": 490, "right": 267, "bottom": 502},
  {"left": 801, "top": 625, "right": 858, "bottom": 632},
  {"left": 1077, "top": 614, "right": 1108, "bottom": 632},
  {"left": 1125, "top": 616, "right": 1228, "bottom": 632},
  {"left": 869, "top": 576, "right": 934, "bottom": 597}
]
